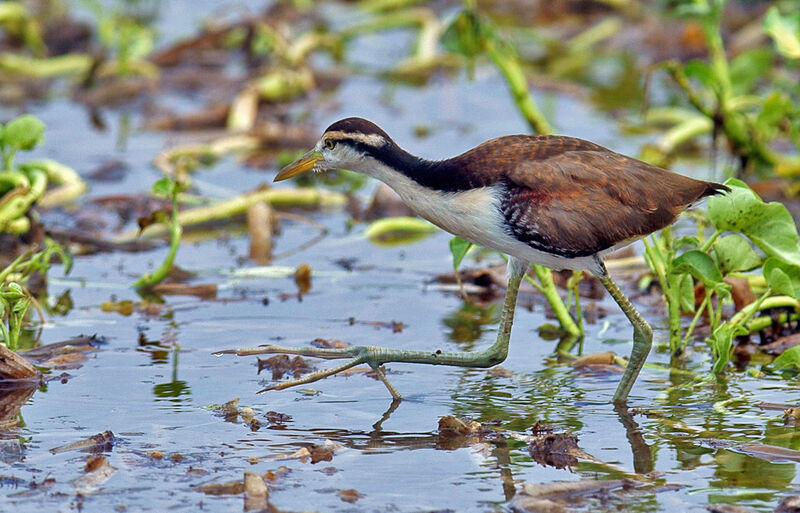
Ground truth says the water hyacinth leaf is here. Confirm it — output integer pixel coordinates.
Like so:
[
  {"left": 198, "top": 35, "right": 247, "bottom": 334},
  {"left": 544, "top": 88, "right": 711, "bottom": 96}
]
[
  {"left": 763, "top": 258, "right": 800, "bottom": 299},
  {"left": 773, "top": 345, "right": 800, "bottom": 370},
  {"left": 708, "top": 179, "right": 800, "bottom": 266},
  {"left": 678, "top": 273, "right": 694, "bottom": 314},
  {"left": 364, "top": 216, "right": 437, "bottom": 245},
  {"left": 730, "top": 48, "right": 773, "bottom": 94},
  {"left": 673, "top": 250, "right": 724, "bottom": 291},
  {"left": 3, "top": 114, "right": 45, "bottom": 151},
  {"left": 710, "top": 323, "right": 747, "bottom": 375},
  {"left": 713, "top": 234, "right": 761, "bottom": 274},
  {"left": 449, "top": 236, "right": 473, "bottom": 271},
  {"left": 683, "top": 60, "right": 714, "bottom": 89},
  {"left": 763, "top": 6, "right": 800, "bottom": 59}
]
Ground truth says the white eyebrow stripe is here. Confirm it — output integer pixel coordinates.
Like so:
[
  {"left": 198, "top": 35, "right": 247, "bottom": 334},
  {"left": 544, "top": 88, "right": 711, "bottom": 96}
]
[{"left": 324, "top": 131, "right": 385, "bottom": 147}]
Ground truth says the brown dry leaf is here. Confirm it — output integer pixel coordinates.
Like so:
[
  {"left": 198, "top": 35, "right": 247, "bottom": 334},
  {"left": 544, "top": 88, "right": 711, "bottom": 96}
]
[
  {"left": 275, "top": 447, "right": 311, "bottom": 463},
  {"left": 51, "top": 430, "right": 114, "bottom": 454},
  {"left": 529, "top": 433, "right": 594, "bottom": 470},
  {"left": 512, "top": 479, "right": 626, "bottom": 513},
  {"left": 488, "top": 366, "right": 514, "bottom": 378},
  {"left": 571, "top": 352, "right": 616, "bottom": 368},
  {"left": 784, "top": 407, "right": 800, "bottom": 423},
  {"left": 74, "top": 455, "right": 117, "bottom": 495},
  {"left": 258, "top": 355, "right": 312, "bottom": 379},
  {"left": 736, "top": 443, "right": 800, "bottom": 462},
  {"left": 294, "top": 263, "right": 312, "bottom": 294},
  {"left": 761, "top": 334, "right": 800, "bottom": 356},
  {"left": 310, "top": 442, "right": 337, "bottom": 464},
  {"left": 100, "top": 300, "right": 135, "bottom": 316},
  {"left": 724, "top": 277, "right": 755, "bottom": 311},
  {"left": 213, "top": 398, "right": 240, "bottom": 419},
  {"left": 706, "top": 505, "right": 759, "bottom": 513},
  {"left": 144, "top": 103, "right": 230, "bottom": 131},
  {"left": 244, "top": 472, "right": 269, "bottom": 511},
  {"left": 148, "top": 451, "right": 163, "bottom": 460},
  {"left": 0, "top": 343, "right": 40, "bottom": 380},
  {"left": 248, "top": 201, "right": 274, "bottom": 265},
  {"left": 339, "top": 488, "right": 365, "bottom": 503},
  {"left": 775, "top": 495, "right": 800, "bottom": 513},
  {"left": 438, "top": 416, "right": 482, "bottom": 437},
  {"left": 41, "top": 352, "right": 88, "bottom": 369},
  {"left": 265, "top": 411, "right": 292, "bottom": 424},
  {"left": 311, "top": 338, "right": 350, "bottom": 349},
  {"left": 195, "top": 480, "right": 245, "bottom": 496},
  {"left": 151, "top": 283, "right": 218, "bottom": 299}
]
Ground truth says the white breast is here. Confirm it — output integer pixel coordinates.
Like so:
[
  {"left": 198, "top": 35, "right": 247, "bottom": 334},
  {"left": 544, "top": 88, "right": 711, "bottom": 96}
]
[{"left": 362, "top": 161, "right": 604, "bottom": 274}]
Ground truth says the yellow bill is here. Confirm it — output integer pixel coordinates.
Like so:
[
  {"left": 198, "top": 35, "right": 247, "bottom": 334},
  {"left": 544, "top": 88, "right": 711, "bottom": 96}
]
[{"left": 274, "top": 150, "right": 324, "bottom": 182}]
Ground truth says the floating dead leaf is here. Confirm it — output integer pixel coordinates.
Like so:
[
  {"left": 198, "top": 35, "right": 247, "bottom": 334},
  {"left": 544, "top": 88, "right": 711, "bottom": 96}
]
[
  {"left": 571, "top": 352, "right": 616, "bottom": 368},
  {"left": 22, "top": 336, "right": 102, "bottom": 363},
  {"left": 50, "top": 430, "right": 114, "bottom": 454},
  {"left": 244, "top": 472, "right": 269, "bottom": 511},
  {"left": 145, "top": 103, "right": 230, "bottom": 131},
  {"left": 529, "top": 432, "right": 594, "bottom": 470},
  {"left": 310, "top": 441, "right": 340, "bottom": 464},
  {"left": 257, "top": 355, "right": 312, "bottom": 379},
  {"left": 213, "top": 398, "right": 240, "bottom": 420},
  {"left": 311, "top": 338, "right": 350, "bottom": 349},
  {"left": 170, "top": 453, "right": 185, "bottom": 463},
  {"left": 265, "top": 411, "right": 292, "bottom": 424},
  {"left": 248, "top": 201, "right": 274, "bottom": 265},
  {"left": 40, "top": 352, "right": 88, "bottom": 369},
  {"left": 240, "top": 407, "right": 255, "bottom": 423},
  {"left": 784, "top": 407, "right": 800, "bottom": 423},
  {"left": 531, "top": 422, "right": 555, "bottom": 435},
  {"left": 512, "top": 479, "right": 626, "bottom": 513},
  {"left": 487, "top": 366, "right": 514, "bottom": 378},
  {"left": 187, "top": 466, "right": 208, "bottom": 476},
  {"left": 294, "top": 263, "right": 312, "bottom": 294},
  {"left": 279, "top": 447, "right": 311, "bottom": 463},
  {"left": 74, "top": 455, "right": 116, "bottom": 495},
  {"left": 195, "top": 480, "right": 245, "bottom": 496},
  {"left": 339, "top": 488, "right": 365, "bottom": 503},
  {"left": 775, "top": 495, "right": 800, "bottom": 513},
  {"left": 151, "top": 283, "right": 218, "bottom": 299},
  {"left": 735, "top": 443, "right": 800, "bottom": 463},
  {"left": 706, "top": 504, "right": 760, "bottom": 513},
  {"left": 100, "top": 300, "right": 135, "bottom": 316},
  {"left": 148, "top": 451, "right": 163, "bottom": 460},
  {"left": 761, "top": 333, "right": 800, "bottom": 356},
  {"left": 438, "top": 416, "right": 482, "bottom": 438}
]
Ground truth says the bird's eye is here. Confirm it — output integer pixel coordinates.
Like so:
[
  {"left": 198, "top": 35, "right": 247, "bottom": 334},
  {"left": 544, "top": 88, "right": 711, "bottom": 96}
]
[{"left": 325, "top": 139, "right": 336, "bottom": 150}]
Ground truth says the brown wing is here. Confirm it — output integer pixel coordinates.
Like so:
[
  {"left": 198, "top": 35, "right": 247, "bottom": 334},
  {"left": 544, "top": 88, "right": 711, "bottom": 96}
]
[{"left": 480, "top": 136, "right": 725, "bottom": 257}]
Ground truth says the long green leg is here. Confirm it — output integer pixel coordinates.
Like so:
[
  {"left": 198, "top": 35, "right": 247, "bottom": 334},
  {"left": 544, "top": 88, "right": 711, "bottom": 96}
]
[
  {"left": 216, "top": 257, "right": 528, "bottom": 398},
  {"left": 598, "top": 267, "right": 653, "bottom": 404}
]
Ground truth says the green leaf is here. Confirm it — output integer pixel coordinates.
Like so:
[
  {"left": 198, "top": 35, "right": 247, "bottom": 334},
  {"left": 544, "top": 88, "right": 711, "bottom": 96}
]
[
  {"left": 729, "top": 48, "right": 773, "bottom": 94},
  {"left": 152, "top": 176, "right": 174, "bottom": 197},
  {"left": 713, "top": 234, "right": 761, "bottom": 274},
  {"left": 441, "top": 10, "right": 486, "bottom": 59},
  {"left": 449, "top": 236, "right": 473, "bottom": 271},
  {"left": 673, "top": 250, "right": 724, "bottom": 289},
  {"left": 683, "top": 60, "right": 715, "bottom": 89},
  {"left": 709, "top": 323, "right": 748, "bottom": 375},
  {"left": 364, "top": 216, "right": 437, "bottom": 245},
  {"left": 3, "top": 114, "right": 45, "bottom": 151},
  {"left": 763, "top": 257, "right": 800, "bottom": 298},
  {"left": 773, "top": 345, "right": 800, "bottom": 370},
  {"left": 708, "top": 179, "right": 800, "bottom": 266},
  {"left": 678, "top": 273, "right": 695, "bottom": 314},
  {"left": 763, "top": 6, "right": 800, "bottom": 59}
]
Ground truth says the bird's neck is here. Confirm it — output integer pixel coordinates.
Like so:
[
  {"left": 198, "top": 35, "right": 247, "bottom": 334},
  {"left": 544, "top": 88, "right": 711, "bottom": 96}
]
[{"left": 360, "top": 145, "right": 482, "bottom": 193}]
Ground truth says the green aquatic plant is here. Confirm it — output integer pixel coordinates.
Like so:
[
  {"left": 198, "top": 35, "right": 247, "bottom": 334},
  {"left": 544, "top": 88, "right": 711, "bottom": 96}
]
[
  {"left": 648, "top": 0, "right": 800, "bottom": 175},
  {"left": 133, "top": 174, "right": 185, "bottom": 290},
  {"left": 0, "top": 239, "right": 72, "bottom": 351},
  {"left": 0, "top": 114, "right": 86, "bottom": 234},
  {"left": 643, "top": 179, "right": 800, "bottom": 373}
]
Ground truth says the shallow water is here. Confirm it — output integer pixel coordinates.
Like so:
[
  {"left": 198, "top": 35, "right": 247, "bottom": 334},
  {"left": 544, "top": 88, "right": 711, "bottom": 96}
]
[{"left": 1, "top": 2, "right": 799, "bottom": 512}]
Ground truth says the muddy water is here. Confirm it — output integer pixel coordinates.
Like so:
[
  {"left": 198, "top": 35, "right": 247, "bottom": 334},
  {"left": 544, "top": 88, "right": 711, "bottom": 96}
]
[{"left": 2, "top": 3, "right": 799, "bottom": 512}]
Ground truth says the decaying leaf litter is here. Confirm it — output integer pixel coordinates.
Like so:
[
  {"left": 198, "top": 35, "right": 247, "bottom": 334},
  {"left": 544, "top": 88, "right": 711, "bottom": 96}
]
[{"left": 2, "top": 0, "right": 800, "bottom": 511}]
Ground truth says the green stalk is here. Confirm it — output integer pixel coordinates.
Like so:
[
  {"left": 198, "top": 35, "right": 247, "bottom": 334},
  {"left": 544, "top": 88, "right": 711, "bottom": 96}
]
[
  {"left": 484, "top": 40, "right": 552, "bottom": 135},
  {"left": 532, "top": 264, "right": 581, "bottom": 337},
  {"left": 682, "top": 294, "right": 709, "bottom": 351},
  {"left": 133, "top": 194, "right": 182, "bottom": 289}
]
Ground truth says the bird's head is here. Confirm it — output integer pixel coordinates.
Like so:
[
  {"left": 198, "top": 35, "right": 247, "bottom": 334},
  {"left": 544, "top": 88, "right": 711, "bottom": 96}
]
[{"left": 274, "top": 117, "right": 395, "bottom": 181}]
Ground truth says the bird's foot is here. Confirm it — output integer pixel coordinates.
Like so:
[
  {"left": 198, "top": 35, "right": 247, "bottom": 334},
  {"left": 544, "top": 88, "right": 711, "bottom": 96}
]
[{"left": 214, "top": 344, "right": 403, "bottom": 399}]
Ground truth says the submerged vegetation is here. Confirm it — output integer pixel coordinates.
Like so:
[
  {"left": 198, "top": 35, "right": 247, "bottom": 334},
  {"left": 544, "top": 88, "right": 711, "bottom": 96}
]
[{"left": 1, "top": 0, "right": 800, "bottom": 511}]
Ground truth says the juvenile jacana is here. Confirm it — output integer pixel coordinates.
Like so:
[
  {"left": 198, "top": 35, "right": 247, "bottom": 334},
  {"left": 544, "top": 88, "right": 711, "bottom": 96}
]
[{"left": 220, "top": 117, "right": 728, "bottom": 404}]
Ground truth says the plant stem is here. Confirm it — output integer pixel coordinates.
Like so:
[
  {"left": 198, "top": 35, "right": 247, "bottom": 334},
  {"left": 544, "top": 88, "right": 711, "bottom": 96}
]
[
  {"left": 532, "top": 264, "right": 581, "bottom": 337},
  {"left": 133, "top": 194, "right": 182, "bottom": 289}
]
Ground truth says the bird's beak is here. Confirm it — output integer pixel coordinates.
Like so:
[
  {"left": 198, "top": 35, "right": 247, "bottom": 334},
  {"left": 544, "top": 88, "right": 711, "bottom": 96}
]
[{"left": 274, "top": 150, "right": 324, "bottom": 182}]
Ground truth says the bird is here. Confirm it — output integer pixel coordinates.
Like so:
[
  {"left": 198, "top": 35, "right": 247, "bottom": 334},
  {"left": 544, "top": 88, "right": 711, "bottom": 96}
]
[{"left": 218, "top": 117, "right": 728, "bottom": 404}]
